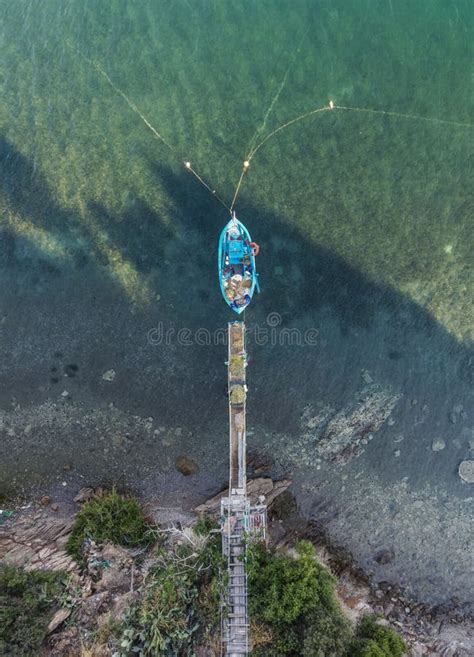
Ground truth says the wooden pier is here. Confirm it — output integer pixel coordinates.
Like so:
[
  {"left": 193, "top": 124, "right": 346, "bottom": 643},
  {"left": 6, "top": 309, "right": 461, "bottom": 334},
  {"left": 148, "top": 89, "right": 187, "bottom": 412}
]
[{"left": 221, "top": 321, "right": 267, "bottom": 657}]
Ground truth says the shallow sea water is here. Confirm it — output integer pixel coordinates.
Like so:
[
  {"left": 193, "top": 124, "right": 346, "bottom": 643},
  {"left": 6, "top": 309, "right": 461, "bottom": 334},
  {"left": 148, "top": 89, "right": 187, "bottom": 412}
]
[{"left": 0, "top": 1, "right": 473, "bottom": 606}]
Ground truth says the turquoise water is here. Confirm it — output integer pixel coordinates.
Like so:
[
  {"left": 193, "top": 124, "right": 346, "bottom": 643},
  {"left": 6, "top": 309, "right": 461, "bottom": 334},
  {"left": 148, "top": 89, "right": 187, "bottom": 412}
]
[{"left": 0, "top": 1, "right": 473, "bottom": 605}]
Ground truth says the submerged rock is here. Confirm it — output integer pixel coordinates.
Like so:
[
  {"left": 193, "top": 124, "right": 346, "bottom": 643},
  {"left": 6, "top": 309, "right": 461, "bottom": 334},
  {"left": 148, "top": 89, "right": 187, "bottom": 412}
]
[
  {"left": 374, "top": 548, "right": 395, "bottom": 565},
  {"left": 458, "top": 460, "right": 474, "bottom": 483},
  {"left": 102, "top": 369, "right": 116, "bottom": 382},
  {"left": 431, "top": 438, "right": 446, "bottom": 452},
  {"left": 306, "top": 384, "right": 401, "bottom": 465},
  {"left": 175, "top": 454, "right": 199, "bottom": 476}
]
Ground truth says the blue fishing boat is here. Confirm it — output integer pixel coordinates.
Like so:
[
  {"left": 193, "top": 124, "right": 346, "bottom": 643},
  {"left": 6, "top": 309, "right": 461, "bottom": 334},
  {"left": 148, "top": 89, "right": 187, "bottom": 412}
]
[{"left": 218, "top": 214, "right": 260, "bottom": 313}]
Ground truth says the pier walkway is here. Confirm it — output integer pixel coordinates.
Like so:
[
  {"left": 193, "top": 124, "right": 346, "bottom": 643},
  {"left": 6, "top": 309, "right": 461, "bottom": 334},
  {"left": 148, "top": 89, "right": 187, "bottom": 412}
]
[{"left": 221, "top": 321, "right": 266, "bottom": 657}]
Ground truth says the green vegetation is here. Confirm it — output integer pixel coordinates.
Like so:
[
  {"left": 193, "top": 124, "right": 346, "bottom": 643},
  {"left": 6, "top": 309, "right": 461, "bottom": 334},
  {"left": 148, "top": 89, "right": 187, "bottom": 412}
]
[
  {"left": 67, "top": 489, "right": 154, "bottom": 562},
  {"left": 193, "top": 514, "right": 219, "bottom": 536},
  {"left": 0, "top": 567, "right": 66, "bottom": 657},
  {"left": 118, "top": 523, "right": 223, "bottom": 657},
  {"left": 349, "top": 615, "right": 406, "bottom": 657},
  {"left": 113, "top": 533, "right": 405, "bottom": 657},
  {"left": 247, "top": 541, "right": 405, "bottom": 657},
  {"left": 248, "top": 540, "right": 351, "bottom": 656},
  {"left": 248, "top": 540, "right": 336, "bottom": 626},
  {"left": 0, "top": 508, "right": 406, "bottom": 657},
  {"left": 119, "top": 559, "right": 199, "bottom": 656}
]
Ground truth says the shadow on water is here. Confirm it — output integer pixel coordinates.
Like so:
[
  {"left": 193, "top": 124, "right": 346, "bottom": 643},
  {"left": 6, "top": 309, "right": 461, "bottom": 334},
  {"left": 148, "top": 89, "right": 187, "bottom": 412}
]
[{"left": 0, "top": 137, "right": 473, "bottom": 499}]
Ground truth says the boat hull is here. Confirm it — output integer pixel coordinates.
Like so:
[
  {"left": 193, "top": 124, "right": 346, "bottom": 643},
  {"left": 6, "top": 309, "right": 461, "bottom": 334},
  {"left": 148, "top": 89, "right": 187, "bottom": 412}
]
[{"left": 218, "top": 216, "right": 259, "bottom": 313}]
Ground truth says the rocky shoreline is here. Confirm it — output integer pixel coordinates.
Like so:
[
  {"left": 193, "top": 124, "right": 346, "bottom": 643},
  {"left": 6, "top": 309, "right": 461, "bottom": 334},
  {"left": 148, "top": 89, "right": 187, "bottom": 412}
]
[{"left": 1, "top": 479, "right": 473, "bottom": 656}]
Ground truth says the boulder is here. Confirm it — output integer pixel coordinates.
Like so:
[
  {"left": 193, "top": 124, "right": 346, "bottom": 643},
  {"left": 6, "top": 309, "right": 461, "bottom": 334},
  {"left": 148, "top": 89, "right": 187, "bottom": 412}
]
[
  {"left": 431, "top": 438, "right": 446, "bottom": 452},
  {"left": 75, "top": 591, "right": 110, "bottom": 627},
  {"left": 47, "top": 608, "right": 71, "bottom": 634},
  {"left": 194, "top": 477, "right": 292, "bottom": 515},
  {"left": 458, "top": 460, "right": 474, "bottom": 483},
  {"left": 175, "top": 455, "right": 199, "bottom": 476},
  {"left": 374, "top": 548, "right": 394, "bottom": 565}
]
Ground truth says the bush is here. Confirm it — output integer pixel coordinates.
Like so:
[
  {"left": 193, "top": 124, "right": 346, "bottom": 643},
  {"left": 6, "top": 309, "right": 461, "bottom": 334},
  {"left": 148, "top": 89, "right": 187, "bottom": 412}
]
[
  {"left": 67, "top": 489, "right": 154, "bottom": 561},
  {"left": 119, "top": 560, "right": 199, "bottom": 656},
  {"left": 0, "top": 567, "right": 65, "bottom": 657},
  {"left": 349, "top": 640, "right": 386, "bottom": 657},
  {"left": 349, "top": 615, "right": 406, "bottom": 657},
  {"left": 118, "top": 527, "right": 223, "bottom": 656},
  {"left": 302, "top": 604, "right": 352, "bottom": 657},
  {"left": 194, "top": 514, "right": 219, "bottom": 537},
  {"left": 248, "top": 540, "right": 350, "bottom": 656},
  {"left": 248, "top": 540, "right": 336, "bottom": 627}
]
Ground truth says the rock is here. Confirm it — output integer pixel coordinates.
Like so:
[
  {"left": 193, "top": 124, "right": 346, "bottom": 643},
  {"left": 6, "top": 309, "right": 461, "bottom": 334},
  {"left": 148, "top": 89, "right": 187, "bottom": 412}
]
[
  {"left": 101, "top": 543, "right": 133, "bottom": 564},
  {"left": 47, "top": 626, "right": 79, "bottom": 657},
  {"left": 195, "top": 477, "right": 292, "bottom": 515},
  {"left": 73, "top": 487, "right": 95, "bottom": 503},
  {"left": 269, "top": 490, "right": 297, "bottom": 521},
  {"left": 374, "top": 548, "right": 394, "bottom": 565},
  {"left": 313, "top": 384, "right": 401, "bottom": 465},
  {"left": 162, "top": 435, "right": 175, "bottom": 447},
  {"left": 409, "top": 642, "right": 425, "bottom": 656},
  {"left": 110, "top": 591, "right": 139, "bottom": 618},
  {"left": 175, "top": 455, "right": 199, "bottom": 476},
  {"left": 95, "top": 566, "right": 130, "bottom": 593},
  {"left": 458, "top": 460, "right": 474, "bottom": 483},
  {"left": 247, "top": 449, "right": 273, "bottom": 473},
  {"left": 51, "top": 504, "right": 59, "bottom": 512},
  {"left": 0, "top": 516, "right": 77, "bottom": 571},
  {"left": 40, "top": 495, "right": 51, "bottom": 506},
  {"left": 102, "top": 369, "right": 116, "bottom": 382},
  {"left": 75, "top": 591, "right": 110, "bottom": 627},
  {"left": 47, "top": 608, "right": 71, "bottom": 634},
  {"left": 431, "top": 438, "right": 446, "bottom": 452},
  {"left": 361, "top": 369, "right": 373, "bottom": 384}
]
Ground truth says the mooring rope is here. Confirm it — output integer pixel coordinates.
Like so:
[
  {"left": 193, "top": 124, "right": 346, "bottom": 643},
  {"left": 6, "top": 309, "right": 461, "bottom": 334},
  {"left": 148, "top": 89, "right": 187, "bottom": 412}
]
[
  {"left": 229, "top": 101, "right": 472, "bottom": 210},
  {"left": 78, "top": 50, "right": 232, "bottom": 215},
  {"left": 74, "top": 45, "right": 473, "bottom": 218},
  {"left": 245, "top": 27, "right": 309, "bottom": 158},
  {"left": 336, "top": 104, "right": 472, "bottom": 129}
]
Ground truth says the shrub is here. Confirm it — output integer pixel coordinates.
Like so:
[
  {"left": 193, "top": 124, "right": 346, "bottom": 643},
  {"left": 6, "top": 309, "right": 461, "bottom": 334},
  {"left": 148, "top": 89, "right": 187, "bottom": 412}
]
[
  {"left": 349, "top": 615, "right": 406, "bottom": 657},
  {"left": 119, "top": 561, "right": 199, "bottom": 656},
  {"left": 194, "top": 514, "right": 219, "bottom": 536},
  {"left": 248, "top": 540, "right": 349, "bottom": 656},
  {"left": 67, "top": 489, "right": 154, "bottom": 561},
  {"left": 0, "top": 566, "right": 66, "bottom": 657},
  {"left": 118, "top": 527, "right": 223, "bottom": 656},
  {"left": 349, "top": 640, "right": 386, "bottom": 657},
  {"left": 248, "top": 540, "right": 336, "bottom": 627},
  {"left": 302, "top": 604, "right": 352, "bottom": 657}
]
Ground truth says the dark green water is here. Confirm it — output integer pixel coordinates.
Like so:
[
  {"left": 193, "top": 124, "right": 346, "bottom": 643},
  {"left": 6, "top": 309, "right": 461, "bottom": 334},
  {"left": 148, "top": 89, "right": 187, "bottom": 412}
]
[{"left": 0, "top": 1, "right": 473, "bottom": 606}]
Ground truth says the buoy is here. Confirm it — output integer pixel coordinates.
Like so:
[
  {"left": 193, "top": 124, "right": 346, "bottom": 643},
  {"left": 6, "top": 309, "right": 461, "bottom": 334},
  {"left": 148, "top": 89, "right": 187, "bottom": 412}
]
[{"left": 250, "top": 242, "right": 260, "bottom": 257}]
